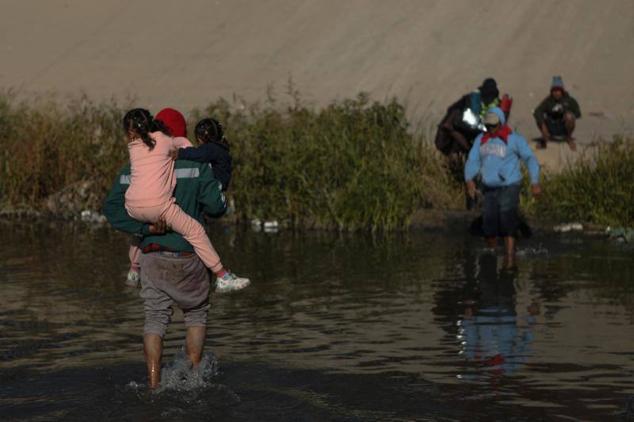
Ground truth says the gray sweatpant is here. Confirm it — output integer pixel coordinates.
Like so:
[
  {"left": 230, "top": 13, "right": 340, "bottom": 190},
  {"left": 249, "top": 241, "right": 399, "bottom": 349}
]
[{"left": 139, "top": 252, "right": 210, "bottom": 337}]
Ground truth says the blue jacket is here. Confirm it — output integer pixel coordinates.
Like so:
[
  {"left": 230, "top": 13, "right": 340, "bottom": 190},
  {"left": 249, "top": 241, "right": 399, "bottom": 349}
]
[{"left": 464, "top": 108, "right": 540, "bottom": 187}]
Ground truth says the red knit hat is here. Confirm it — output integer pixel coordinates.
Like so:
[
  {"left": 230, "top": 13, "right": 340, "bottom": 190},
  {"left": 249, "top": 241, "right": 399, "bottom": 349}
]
[{"left": 156, "top": 108, "right": 187, "bottom": 137}]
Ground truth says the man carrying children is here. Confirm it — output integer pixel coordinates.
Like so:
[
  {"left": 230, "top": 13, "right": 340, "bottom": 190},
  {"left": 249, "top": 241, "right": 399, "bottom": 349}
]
[{"left": 103, "top": 112, "right": 234, "bottom": 389}]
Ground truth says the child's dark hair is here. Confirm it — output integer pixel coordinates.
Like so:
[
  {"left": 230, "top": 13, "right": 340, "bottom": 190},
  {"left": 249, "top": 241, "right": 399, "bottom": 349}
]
[
  {"left": 122, "top": 108, "right": 170, "bottom": 150},
  {"left": 195, "top": 118, "right": 226, "bottom": 145}
]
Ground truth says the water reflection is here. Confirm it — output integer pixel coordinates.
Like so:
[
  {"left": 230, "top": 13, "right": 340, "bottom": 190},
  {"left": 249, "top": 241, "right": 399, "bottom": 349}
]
[
  {"left": 0, "top": 224, "right": 633, "bottom": 420},
  {"left": 457, "top": 253, "right": 537, "bottom": 379}
]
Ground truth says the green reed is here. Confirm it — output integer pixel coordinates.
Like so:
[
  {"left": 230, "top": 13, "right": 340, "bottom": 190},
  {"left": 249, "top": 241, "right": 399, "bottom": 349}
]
[
  {"left": 0, "top": 93, "right": 126, "bottom": 211},
  {"left": 3, "top": 92, "right": 630, "bottom": 230},
  {"left": 537, "top": 137, "right": 634, "bottom": 227},
  {"left": 0, "top": 92, "right": 462, "bottom": 230},
  {"left": 196, "top": 93, "right": 461, "bottom": 230}
]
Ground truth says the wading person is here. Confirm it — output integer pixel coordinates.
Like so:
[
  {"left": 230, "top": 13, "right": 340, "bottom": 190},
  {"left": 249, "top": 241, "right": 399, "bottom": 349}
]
[
  {"left": 103, "top": 148, "right": 230, "bottom": 389},
  {"left": 533, "top": 75, "right": 581, "bottom": 151},
  {"left": 122, "top": 108, "right": 249, "bottom": 291},
  {"left": 464, "top": 107, "right": 541, "bottom": 268}
]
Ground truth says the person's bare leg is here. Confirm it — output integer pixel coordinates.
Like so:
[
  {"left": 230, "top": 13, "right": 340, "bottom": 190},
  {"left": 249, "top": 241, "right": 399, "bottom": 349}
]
[
  {"left": 144, "top": 334, "right": 163, "bottom": 389},
  {"left": 485, "top": 236, "right": 497, "bottom": 248},
  {"left": 538, "top": 122, "right": 551, "bottom": 148},
  {"left": 503, "top": 236, "right": 516, "bottom": 269},
  {"left": 564, "top": 112, "right": 577, "bottom": 151},
  {"left": 185, "top": 326, "right": 206, "bottom": 368}
]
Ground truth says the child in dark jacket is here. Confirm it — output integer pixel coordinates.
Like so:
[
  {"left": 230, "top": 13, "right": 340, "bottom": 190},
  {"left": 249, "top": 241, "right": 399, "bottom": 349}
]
[{"left": 173, "top": 118, "right": 232, "bottom": 191}]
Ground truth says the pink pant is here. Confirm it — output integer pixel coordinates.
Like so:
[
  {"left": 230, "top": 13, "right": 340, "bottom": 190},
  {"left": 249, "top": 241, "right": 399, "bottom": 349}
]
[
  {"left": 126, "top": 200, "right": 224, "bottom": 273},
  {"left": 129, "top": 244, "right": 141, "bottom": 272}
]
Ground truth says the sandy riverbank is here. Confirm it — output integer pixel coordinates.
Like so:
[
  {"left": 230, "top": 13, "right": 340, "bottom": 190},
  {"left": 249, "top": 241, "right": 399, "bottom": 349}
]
[{"left": 1, "top": 0, "right": 632, "bottom": 173}]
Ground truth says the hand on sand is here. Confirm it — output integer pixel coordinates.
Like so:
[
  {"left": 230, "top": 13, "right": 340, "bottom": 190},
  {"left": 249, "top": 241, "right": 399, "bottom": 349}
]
[{"left": 566, "top": 138, "right": 577, "bottom": 151}]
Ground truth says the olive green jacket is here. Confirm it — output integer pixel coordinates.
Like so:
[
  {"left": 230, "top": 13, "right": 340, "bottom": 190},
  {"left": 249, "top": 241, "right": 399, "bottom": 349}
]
[
  {"left": 103, "top": 160, "right": 226, "bottom": 252},
  {"left": 533, "top": 92, "right": 581, "bottom": 125}
]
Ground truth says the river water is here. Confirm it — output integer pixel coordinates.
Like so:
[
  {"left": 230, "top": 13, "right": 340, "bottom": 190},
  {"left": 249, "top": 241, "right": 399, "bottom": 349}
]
[{"left": 0, "top": 223, "right": 632, "bottom": 421}]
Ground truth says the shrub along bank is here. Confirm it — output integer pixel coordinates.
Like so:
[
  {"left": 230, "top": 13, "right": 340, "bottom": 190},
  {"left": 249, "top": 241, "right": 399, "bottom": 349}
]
[{"left": 0, "top": 92, "right": 631, "bottom": 230}]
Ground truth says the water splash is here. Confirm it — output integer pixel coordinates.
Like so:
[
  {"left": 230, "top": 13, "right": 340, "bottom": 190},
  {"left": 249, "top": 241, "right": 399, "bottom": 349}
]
[
  {"left": 123, "top": 350, "right": 220, "bottom": 394},
  {"left": 158, "top": 350, "right": 219, "bottom": 392},
  {"left": 516, "top": 244, "right": 549, "bottom": 257},
  {"left": 476, "top": 244, "right": 549, "bottom": 258},
  {"left": 120, "top": 351, "right": 241, "bottom": 415}
]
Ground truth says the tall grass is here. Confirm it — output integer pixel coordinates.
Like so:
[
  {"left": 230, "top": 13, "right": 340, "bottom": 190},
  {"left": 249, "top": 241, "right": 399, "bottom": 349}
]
[
  {"left": 1, "top": 92, "right": 631, "bottom": 229},
  {"left": 197, "top": 93, "right": 460, "bottom": 230},
  {"left": 0, "top": 93, "right": 125, "bottom": 211},
  {"left": 0, "top": 92, "right": 461, "bottom": 229},
  {"left": 537, "top": 137, "right": 634, "bottom": 227}
]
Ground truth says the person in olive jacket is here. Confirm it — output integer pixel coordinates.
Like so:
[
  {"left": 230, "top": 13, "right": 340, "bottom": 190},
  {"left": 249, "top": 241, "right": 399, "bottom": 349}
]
[{"left": 533, "top": 76, "right": 581, "bottom": 151}]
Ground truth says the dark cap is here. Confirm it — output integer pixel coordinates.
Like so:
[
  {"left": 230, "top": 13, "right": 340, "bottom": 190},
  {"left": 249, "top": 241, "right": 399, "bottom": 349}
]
[
  {"left": 478, "top": 78, "right": 499, "bottom": 103},
  {"left": 550, "top": 75, "right": 565, "bottom": 90}
]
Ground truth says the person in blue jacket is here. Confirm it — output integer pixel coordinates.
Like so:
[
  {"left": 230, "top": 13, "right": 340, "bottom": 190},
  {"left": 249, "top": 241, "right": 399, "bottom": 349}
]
[{"left": 464, "top": 107, "right": 541, "bottom": 267}]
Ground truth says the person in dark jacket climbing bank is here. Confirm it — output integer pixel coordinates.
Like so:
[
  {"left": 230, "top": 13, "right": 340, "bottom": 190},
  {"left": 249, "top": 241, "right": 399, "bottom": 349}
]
[{"left": 435, "top": 78, "right": 513, "bottom": 160}]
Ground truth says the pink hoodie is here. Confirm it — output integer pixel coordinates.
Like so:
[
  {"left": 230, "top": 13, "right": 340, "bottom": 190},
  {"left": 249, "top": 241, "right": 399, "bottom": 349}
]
[{"left": 125, "top": 131, "right": 192, "bottom": 209}]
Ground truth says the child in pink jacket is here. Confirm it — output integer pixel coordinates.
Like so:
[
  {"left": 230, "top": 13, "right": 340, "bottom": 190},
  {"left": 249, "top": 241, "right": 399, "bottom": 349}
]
[
  {"left": 127, "top": 107, "right": 188, "bottom": 285},
  {"left": 123, "top": 108, "right": 249, "bottom": 292}
]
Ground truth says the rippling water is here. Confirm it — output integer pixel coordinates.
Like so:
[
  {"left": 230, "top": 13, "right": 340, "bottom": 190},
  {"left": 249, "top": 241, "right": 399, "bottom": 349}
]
[{"left": 1, "top": 223, "right": 633, "bottom": 420}]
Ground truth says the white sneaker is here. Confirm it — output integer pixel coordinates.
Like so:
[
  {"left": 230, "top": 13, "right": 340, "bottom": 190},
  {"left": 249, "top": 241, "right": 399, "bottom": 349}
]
[
  {"left": 126, "top": 270, "right": 140, "bottom": 288},
  {"left": 215, "top": 272, "right": 250, "bottom": 293}
]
